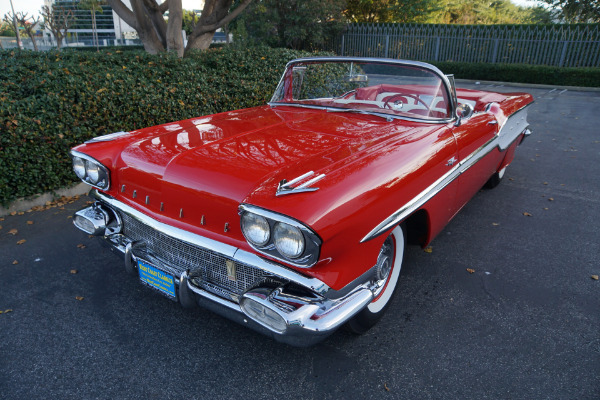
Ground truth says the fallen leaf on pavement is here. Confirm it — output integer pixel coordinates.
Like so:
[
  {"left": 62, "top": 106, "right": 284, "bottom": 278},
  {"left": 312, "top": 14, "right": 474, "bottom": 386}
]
[
  {"left": 12, "top": 260, "right": 18, "bottom": 265},
  {"left": 492, "top": 222, "right": 499, "bottom": 226},
  {"left": 8, "top": 229, "right": 17, "bottom": 235},
  {"left": 16, "top": 239, "right": 26, "bottom": 245},
  {"left": 0, "top": 217, "right": 4, "bottom": 221},
  {"left": 75, "top": 296, "right": 84, "bottom": 301},
  {"left": 548, "top": 198, "right": 554, "bottom": 201},
  {"left": 17, "top": 212, "right": 24, "bottom": 215},
  {"left": 384, "top": 383, "right": 390, "bottom": 392},
  {"left": 0, "top": 309, "right": 13, "bottom": 314},
  {"left": 10, "top": 211, "right": 16, "bottom": 216},
  {"left": 424, "top": 246, "right": 433, "bottom": 253},
  {"left": 26, "top": 221, "right": 33, "bottom": 225},
  {"left": 523, "top": 212, "right": 532, "bottom": 217},
  {"left": 70, "top": 269, "right": 78, "bottom": 274},
  {"left": 77, "top": 244, "right": 86, "bottom": 249},
  {"left": 466, "top": 268, "right": 475, "bottom": 274},
  {"left": 592, "top": 275, "right": 599, "bottom": 281}
]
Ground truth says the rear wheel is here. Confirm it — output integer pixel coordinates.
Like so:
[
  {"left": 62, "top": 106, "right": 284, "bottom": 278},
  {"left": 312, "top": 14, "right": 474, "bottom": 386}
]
[
  {"left": 347, "top": 225, "right": 406, "bottom": 334},
  {"left": 484, "top": 166, "right": 507, "bottom": 189}
]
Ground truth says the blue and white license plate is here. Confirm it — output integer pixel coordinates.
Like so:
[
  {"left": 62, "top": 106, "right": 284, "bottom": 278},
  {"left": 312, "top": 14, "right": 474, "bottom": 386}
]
[{"left": 137, "top": 259, "right": 176, "bottom": 299}]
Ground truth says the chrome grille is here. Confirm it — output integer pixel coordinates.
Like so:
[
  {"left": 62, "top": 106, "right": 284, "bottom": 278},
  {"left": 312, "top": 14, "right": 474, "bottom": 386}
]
[{"left": 120, "top": 212, "right": 267, "bottom": 302}]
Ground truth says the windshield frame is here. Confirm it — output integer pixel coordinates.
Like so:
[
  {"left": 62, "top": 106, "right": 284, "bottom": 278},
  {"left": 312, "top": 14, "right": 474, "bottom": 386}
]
[{"left": 269, "top": 57, "right": 457, "bottom": 124}]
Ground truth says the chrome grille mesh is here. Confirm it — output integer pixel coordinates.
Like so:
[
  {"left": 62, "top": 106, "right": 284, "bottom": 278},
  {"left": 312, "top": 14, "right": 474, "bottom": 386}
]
[{"left": 120, "top": 213, "right": 267, "bottom": 301}]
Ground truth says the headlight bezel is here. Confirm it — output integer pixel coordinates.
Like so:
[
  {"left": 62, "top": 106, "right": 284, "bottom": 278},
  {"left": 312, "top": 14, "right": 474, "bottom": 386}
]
[
  {"left": 70, "top": 150, "right": 110, "bottom": 190},
  {"left": 239, "top": 204, "right": 321, "bottom": 268}
]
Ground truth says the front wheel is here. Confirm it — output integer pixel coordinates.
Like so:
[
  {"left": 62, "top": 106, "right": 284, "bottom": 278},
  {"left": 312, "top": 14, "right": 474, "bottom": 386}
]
[{"left": 347, "top": 225, "right": 406, "bottom": 334}]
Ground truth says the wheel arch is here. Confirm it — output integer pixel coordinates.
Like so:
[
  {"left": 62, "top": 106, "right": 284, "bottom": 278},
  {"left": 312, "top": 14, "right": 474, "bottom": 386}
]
[{"left": 404, "top": 209, "right": 430, "bottom": 247}]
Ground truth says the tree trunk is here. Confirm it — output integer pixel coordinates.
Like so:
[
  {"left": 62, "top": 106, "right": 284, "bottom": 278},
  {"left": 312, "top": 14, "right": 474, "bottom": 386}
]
[
  {"left": 166, "top": 0, "right": 183, "bottom": 57},
  {"left": 130, "top": 0, "right": 165, "bottom": 54},
  {"left": 28, "top": 33, "right": 38, "bottom": 51},
  {"left": 92, "top": 11, "right": 99, "bottom": 50},
  {"left": 185, "top": 31, "right": 216, "bottom": 53}
]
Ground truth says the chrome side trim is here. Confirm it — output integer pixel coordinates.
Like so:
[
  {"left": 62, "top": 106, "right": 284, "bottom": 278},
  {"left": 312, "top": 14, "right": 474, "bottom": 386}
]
[
  {"left": 497, "top": 107, "right": 529, "bottom": 150},
  {"left": 361, "top": 107, "right": 532, "bottom": 242},
  {"left": 360, "top": 163, "right": 460, "bottom": 243},
  {"left": 93, "top": 191, "right": 331, "bottom": 296}
]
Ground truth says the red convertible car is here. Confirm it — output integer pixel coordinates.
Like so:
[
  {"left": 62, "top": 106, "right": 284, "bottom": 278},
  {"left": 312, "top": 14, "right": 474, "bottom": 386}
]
[{"left": 70, "top": 57, "right": 533, "bottom": 346}]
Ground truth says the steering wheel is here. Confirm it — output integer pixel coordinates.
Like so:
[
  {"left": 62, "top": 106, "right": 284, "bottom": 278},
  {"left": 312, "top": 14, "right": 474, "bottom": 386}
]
[{"left": 384, "top": 93, "right": 430, "bottom": 111}]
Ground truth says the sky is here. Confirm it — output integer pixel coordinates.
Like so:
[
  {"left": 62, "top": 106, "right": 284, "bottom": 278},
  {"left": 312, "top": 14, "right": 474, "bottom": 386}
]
[
  {"left": 0, "top": 0, "right": 203, "bottom": 18},
  {"left": 0, "top": 0, "right": 539, "bottom": 19}
]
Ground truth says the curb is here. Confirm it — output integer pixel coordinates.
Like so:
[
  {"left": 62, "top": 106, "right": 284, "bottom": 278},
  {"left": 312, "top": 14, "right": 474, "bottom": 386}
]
[
  {"left": 455, "top": 78, "right": 600, "bottom": 92},
  {"left": 0, "top": 183, "right": 90, "bottom": 217}
]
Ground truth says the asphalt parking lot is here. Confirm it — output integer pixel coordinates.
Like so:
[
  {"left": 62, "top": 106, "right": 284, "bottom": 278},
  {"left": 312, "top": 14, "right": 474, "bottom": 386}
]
[{"left": 1, "top": 83, "right": 599, "bottom": 399}]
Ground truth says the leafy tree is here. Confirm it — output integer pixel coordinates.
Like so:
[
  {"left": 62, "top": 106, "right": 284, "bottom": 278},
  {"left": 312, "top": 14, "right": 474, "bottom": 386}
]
[
  {"left": 233, "top": 0, "right": 346, "bottom": 50},
  {"left": 344, "top": 0, "right": 438, "bottom": 23},
  {"left": 0, "top": 21, "right": 17, "bottom": 36},
  {"left": 41, "top": 4, "right": 74, "bottom": 49},
  {"left": 107, "top": 0, "right": 252, "bottom": 57},
  {"left": 182, "top": 9, "right": 199, "bottom": 36},
  {"left": 537, "top": 0, "right": 600, "bottom": 22},
  {"left": 426, "top": 0, "right": 554, "bottom": 24}
]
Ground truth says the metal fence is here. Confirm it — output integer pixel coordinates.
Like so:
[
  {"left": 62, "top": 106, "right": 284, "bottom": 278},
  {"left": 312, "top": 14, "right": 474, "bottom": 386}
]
[{"left": 325, "top": 24, "right": 600, "bottom": 67}]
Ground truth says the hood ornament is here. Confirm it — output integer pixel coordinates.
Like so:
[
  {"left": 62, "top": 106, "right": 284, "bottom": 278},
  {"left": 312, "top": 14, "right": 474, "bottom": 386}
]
[{"left": 276, "top": 171, "right": 325, "bottom": 197}]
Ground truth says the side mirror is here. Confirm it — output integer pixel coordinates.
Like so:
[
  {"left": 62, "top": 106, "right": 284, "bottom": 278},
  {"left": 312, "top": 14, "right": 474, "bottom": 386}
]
[{"left": 454, "top": 103, "right": 474, "bottom": 126}]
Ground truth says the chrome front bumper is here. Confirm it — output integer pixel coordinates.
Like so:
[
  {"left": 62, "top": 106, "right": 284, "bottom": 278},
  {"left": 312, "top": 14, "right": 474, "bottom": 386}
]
[{"left": 73, "top": 192, "right": 374, "bottom": 346}]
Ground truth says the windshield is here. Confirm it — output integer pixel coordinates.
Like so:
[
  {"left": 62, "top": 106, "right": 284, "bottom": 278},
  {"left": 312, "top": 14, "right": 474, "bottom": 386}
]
[{"left": 271, "top": 60, "right": 451, "bottom": 121}]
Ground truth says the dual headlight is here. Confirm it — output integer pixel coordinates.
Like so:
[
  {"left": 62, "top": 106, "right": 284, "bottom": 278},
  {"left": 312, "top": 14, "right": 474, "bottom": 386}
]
[
  {"left": 240, "top": 205, "right": 321, "bottom": 268},
  {"left": 70, "top": 151, "right": 110, "bottom": 190}
]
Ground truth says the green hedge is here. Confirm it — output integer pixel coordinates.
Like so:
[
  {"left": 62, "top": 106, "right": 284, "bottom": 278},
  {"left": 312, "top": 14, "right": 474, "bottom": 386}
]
[
  {"left": 0, "top": 47, "right": 313, "bottom": 206},
  {"left": 1, "top": 47, "right": 598, "bottom": 206},
  {"left": 431, "top": 61, "right": 600, "bottom": 87}
]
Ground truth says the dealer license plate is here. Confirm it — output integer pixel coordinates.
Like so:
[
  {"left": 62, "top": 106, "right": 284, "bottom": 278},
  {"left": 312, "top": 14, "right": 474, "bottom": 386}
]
[{"left": 137, "top": 259, "right": 176, "bottom": 299}]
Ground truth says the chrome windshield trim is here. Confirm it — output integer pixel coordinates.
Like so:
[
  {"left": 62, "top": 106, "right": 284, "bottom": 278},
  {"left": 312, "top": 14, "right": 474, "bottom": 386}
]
[
  {"left": 270, "top": 56, "right": 456, "bottom": 124},
  {"left": 93, "top": 191, "right": 331, "bottom": 295},
  {"left": 283, "top": 56, "right": 448, "bottom": 79},
  {"left": 361, "top": 106, "right": 532, "bottom": 242},
  {"left": 269, "top": 102, "right": 453, "bottom": 125}
]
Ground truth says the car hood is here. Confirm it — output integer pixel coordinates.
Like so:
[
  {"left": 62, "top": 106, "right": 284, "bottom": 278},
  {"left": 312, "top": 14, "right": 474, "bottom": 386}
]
[{"left": 77, "top": 105, "right": 437, "bottom": 241}]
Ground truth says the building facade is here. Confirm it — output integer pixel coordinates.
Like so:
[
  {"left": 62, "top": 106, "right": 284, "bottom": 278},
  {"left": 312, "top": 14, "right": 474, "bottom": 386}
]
[{"left": 44, "top": 0, "right": 136, "bottom": 46}]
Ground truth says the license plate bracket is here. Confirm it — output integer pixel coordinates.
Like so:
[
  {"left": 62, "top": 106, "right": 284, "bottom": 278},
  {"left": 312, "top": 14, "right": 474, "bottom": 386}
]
[{"left": 137, "top": 259, "right": 176, "bottom": 299}]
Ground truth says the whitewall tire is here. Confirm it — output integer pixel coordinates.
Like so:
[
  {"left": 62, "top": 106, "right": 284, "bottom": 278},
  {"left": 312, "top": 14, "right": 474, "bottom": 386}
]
[{"left": 347, "top": 225, "right": 406, "bottom": 334}]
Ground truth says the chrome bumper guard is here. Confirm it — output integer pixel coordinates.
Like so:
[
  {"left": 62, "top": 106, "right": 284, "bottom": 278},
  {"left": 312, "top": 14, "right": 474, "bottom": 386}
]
[{"left": 73, "top": 196, "right": 374, "bottom": 346}]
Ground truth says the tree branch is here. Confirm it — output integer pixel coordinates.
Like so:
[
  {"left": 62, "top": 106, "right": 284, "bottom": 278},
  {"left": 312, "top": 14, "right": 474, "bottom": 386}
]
[
  {"left": 191, "top": 0, "right": 252, "bottom": 37},
  {"left": 106, "top": 0, "right": 139, "bottom": 30},
  {"left": 158, "top": 1, "right": 169, "bottom": 14}
]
